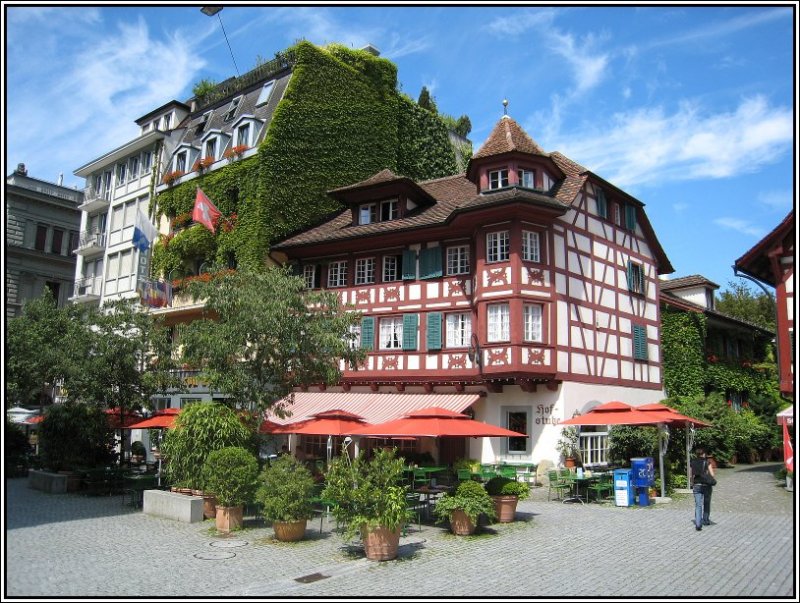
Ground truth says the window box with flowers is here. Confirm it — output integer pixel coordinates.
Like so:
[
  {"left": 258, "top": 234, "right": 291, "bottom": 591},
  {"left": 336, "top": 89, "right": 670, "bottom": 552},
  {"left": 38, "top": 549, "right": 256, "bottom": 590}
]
[
  {"left": 223, "top": 145, "right": 249, "bottom": 161},
  {"left": 193, "top": 157, "right": 215, "bottom": 173},
  {"left": 163, "top": 170, "right": 184, "bottom": 186}
]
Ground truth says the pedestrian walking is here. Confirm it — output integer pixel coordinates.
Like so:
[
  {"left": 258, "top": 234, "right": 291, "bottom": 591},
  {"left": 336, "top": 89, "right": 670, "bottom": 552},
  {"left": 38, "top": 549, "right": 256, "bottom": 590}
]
[{"left": 690, "top": 445, "right": 716, "bottom": 531}]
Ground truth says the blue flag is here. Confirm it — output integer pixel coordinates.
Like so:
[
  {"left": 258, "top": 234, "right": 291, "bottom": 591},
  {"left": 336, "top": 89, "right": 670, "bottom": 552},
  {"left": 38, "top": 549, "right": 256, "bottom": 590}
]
[{"left": 132, "top": 209, "right": 158, "bottom": 252}]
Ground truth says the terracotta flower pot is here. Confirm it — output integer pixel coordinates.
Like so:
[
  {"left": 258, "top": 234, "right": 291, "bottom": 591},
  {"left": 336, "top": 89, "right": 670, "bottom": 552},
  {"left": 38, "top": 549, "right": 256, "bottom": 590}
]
[
  {"left": 215, "top": 505, "right": 244, "bottom": 533},
  {"left": 491, "top": 495, "right": 519, "bottom": 523},
  {"left": 273, "top": 519, "right": 307, "bottom": 542},
  {"left": 361, "top": 525, "right": 401, "bottom": 561},
  {"left": 449, "top": 509, "right": 476, "bottom": 536}
]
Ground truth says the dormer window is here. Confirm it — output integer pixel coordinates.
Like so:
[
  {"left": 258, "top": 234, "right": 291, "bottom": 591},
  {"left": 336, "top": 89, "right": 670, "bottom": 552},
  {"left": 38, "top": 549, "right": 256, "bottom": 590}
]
[
  {"left": 381, "top": 199, "right": 398, "bottom": 221},
  {"left": 256, "top": 80, "right": 275, "bottom": 106},
  {"left": 224, "top": 96, "right": 242, "bottom": 121},
  {"left": 489, "top": 169, "right": 509, "bottom": 189},
  {"left": 195, "top": 111, "right": 212, "bottom": 135},
  {"left": 359, "top": 204, "right": 377, "bottom": 225},
  {"left": 596, "top": 188, "right": 608, "bottom": 219},
  {"left": 162, "top": 114, "right": 171, "bottom": 130},
  {"left": 205, "top": 138, "right": 217, "bottom": 161},
  {"left": 236, "top": 123, "right": 251, "bottom": 147},
  {"left": 518, "top": 169, "right": 535, "bottom": 189},
  {"left": 175, "top": 151, "right": 187, "bottom": 173}
]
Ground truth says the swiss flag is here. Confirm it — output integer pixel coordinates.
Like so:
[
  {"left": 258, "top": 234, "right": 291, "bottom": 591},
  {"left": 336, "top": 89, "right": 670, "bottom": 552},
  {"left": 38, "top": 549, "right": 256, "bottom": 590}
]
[
  {"left": 193, "top": 187, "right": 221, "bottom": 233},
  {"left": 783, "top": 420, "right": 794, "bottom": 473}
]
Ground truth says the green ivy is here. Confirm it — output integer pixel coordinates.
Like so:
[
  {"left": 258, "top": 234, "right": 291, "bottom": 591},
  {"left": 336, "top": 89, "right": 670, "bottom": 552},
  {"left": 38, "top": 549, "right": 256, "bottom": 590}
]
[
  {"left": 153, "top": 41, "right": 466, "bottom": 275},
  {"left": 661, "top": 309, "right": 707, "bottom": 397}
]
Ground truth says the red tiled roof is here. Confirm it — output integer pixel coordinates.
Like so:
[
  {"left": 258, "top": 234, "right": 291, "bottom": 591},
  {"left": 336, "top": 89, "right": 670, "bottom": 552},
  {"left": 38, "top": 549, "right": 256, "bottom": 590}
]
[
  {"left": 660, "top": 275, "right": 720, "bottom": 291},
  {"left": 472, "top": 116, "right": 547, "bottom": 159},
  {"left": 329, "top": 169, "right": 403, "bottom": 194}
]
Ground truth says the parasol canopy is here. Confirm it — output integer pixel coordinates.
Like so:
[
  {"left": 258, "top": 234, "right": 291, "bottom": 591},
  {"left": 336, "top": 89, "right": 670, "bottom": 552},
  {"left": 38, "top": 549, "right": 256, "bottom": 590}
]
[
  {"left": 351, "top": 407, "right": 527, "bottom": 438},
  {"left": 259, "top": 409, "right": 370, "bottom": 435},
  {"left": 127, "top": 408, "right": 181, "bottom": 430}
]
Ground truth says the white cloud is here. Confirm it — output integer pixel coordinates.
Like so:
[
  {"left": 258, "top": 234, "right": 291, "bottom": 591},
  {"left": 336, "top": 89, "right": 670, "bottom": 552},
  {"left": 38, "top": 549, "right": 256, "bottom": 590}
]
[
  {"left": 549, "top": 95, "right": 792, "bottom": 188},
  {"left": 713, "top": 218, "right": 765, "bottom": 238},
  {"left": 757, "top": 190, "right": 793, "bottom": 212}
]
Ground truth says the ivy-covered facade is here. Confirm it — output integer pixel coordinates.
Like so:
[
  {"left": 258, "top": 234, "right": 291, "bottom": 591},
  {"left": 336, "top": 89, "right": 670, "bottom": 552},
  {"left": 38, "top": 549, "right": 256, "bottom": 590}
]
[
  {"left": 660, "top": 275, "right": 775, "bottom": 405},
  {"left": 151, "top": 41, "right": 464, "bottom": 281}
]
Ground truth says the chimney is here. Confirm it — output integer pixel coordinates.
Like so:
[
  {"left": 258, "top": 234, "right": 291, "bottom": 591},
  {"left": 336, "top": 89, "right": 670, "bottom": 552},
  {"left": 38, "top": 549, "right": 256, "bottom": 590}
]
[{"left": 15, "top": 163, "right": 27, "bottom": 176}]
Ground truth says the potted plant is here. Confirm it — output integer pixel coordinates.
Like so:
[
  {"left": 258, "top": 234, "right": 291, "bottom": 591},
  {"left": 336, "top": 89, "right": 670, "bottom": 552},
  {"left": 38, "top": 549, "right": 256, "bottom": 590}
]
[
  {"left": 322, "top": 448, "right": 411, "bottom": 561},
  {"left": 433, "top": 480, "right": 496, "bottom": 535},
  {"left": 130, "top": 440, "right": 146, "bottom": 464},
  {"left": 201, "top": 447, "right": 259, "bottom": 533},
  {"left": 256, "top": 455, "right": 315, "bottom": 542},
  {"left": 484, "top": 476, "right": 530, "bottom": 523},
  {"left": 557, "top": 426, "right": 581, "bottom": 468}
]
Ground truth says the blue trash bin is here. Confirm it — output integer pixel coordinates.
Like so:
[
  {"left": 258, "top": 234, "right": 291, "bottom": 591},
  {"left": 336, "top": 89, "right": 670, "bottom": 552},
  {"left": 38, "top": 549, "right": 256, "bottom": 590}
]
[
  {"left": 613, "top": 469, "right": 634, "bottom": 507},
  {"left": 631, "top": 457, "right": 654, "bottom": 506}
]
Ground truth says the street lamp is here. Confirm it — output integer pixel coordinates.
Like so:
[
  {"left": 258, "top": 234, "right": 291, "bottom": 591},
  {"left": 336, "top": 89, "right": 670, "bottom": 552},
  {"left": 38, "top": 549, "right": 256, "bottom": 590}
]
[{"left": 200, "top": 6, "right": 240, "bottom": 77}]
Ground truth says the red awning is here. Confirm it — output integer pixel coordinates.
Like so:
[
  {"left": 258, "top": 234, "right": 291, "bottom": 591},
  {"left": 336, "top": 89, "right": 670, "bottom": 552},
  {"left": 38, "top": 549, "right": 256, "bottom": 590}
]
[
  {"left": 128, "top": 408, "right": 182, "bottom": 430},
  {"left": 262, "top": 392, "right": 481, "bottom": 428},
  {"left": 351, "top": 407, "right": 527, "bottom": 438}
]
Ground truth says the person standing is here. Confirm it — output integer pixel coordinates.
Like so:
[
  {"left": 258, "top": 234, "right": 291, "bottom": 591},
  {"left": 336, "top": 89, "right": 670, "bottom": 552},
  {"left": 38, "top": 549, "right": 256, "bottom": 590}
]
[{"left": 690, "top": 446, "right": 716, "bottom": 531}]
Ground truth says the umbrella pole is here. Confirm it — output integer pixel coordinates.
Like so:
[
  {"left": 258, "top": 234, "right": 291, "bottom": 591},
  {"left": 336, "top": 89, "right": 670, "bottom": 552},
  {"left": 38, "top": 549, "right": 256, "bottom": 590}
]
[
  {"left": 157, "top": 430, "right": 163, "bottom": 487},
  {"left": 658, "top": 423, "right": 666, "bottom": 499}
]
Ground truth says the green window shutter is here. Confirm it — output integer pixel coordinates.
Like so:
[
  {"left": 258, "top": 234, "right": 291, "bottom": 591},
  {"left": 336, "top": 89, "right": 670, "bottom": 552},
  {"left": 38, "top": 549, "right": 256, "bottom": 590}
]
[
  {"left": 360, "top": 316, "right": 374, "bottom": 351},
  {"left": 625, "top": 205, "right": 637, "bottom": 231},
  {"left": 633, "top": 325, "right": 648, "bottom": 361},
  {"left": 402, "top": 313, "right": 418, "bottom": 351},
  {"left": 426, "top": 312, "right": 442, "bottom": 351},
  {"left": 402, "top": 250, "right": 417, "bottom": 280},
  {"left": 419, "top": 248, "right": 443, "bottom": 280},
  {"left": 626, "top": 261, "right": 634, "bottom": 291},
  {"left": 596, "top": 188, "right": 607, "bottom": 219}
]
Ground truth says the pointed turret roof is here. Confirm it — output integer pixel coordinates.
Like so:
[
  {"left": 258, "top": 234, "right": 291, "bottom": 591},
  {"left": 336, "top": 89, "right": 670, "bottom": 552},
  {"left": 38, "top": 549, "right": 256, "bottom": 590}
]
[{"left": 472, "top": 115, "right": 547, "bottom": 159}]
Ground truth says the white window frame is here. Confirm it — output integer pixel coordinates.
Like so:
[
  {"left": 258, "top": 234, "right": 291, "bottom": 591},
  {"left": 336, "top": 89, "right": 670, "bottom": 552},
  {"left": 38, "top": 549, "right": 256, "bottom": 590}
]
[
  {"left": 489, "top": 169, "right": 509, "bottom": 189},
  {"left": 446, "top": 245, "right": 470, "bottom": 275},
  {"left": 302, "top": 265, "right": 317, "bottom": 289},
  {"left": 518, "top": 169, "right": 535, "bottom": 188},
  {"left": 204, "top": 137, "right": 217, "bottom": 161},
  {"left": 128, "top": 156, "right": 139, "bottom": 179},
  {"left": 523, "top": 304, "right": 543, "bottom": 342},
  {"left": 347, "top": 323, "right": 361, "bottom": 350},
  {"left": 175, "top": 151, "right": 187, "bottom": 173},
  {"left": 115, "top": 163, "right": 126, "bottom": 186},
  {"left": 224, "top": 96, "right": 242, "bottom": 121},
  {"left": 383, "top": 255, "right": 400, "bottom": 282},
  {"left": 161, "top": 114, "right": 171, "bottom": 130},
  {"left": 236, "top": 123, "right": 250, "bottom": 147},
  {"left": 327, "top": 260, "right": 348, "bottom": 288},
  {"left": 359, "top": 203, "right": 377, "bottom": 225},
  {"left": 380, "top": 199, "right": 399, "bottom": 221},
  {"left": 256, "top": 80, "right": 275, "bottom": 106},
  {"left": 142, "top": 151, "right": 152, "bottom": 174},
  {"left": 487, "top": 230, "right": 510, "bottom": 263},
  {"left": 522, "top": 230, "right": 541, "bottom": 263},
  {"left": 487, "top": 303, "right": 510, "bottom": 342},
  {"left": 445, "top": 312, "right": 472, "bottom": 348},
  {"left": 379, "top": 316, "right": 403, "bottom": 350},
  {"left": 355, "top": 257, "right": 375, "bottom": 285}
]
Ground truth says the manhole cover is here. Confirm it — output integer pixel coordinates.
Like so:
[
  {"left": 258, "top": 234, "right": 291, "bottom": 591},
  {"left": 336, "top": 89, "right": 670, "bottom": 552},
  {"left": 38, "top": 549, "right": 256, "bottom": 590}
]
[
  {"left": 209, "top": 539, "right": 249, "bottom": 548},
  {"left": 194, "top": 551, "right": 236, "bottom": 560},
  {"left": 294, "top": 572, "right": 330, "bottom": 584}
]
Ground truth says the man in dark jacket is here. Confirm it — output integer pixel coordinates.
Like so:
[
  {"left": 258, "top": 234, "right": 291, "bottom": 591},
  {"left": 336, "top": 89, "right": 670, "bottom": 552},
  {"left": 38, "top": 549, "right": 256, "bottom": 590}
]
[{"left": 690, "top": 446, "right": 716, "bottom": 531}]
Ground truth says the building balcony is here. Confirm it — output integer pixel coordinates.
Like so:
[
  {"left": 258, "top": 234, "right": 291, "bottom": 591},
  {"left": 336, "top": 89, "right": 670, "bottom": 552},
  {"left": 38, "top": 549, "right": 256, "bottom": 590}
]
[
  {"left": 78, "top": 186, "right": 111, "bottom": 213},
  {"left": 75, "top": 230, "right": 107, "bottom": 256},
  {"left": 71, "top": 276, "right": 103, "bottom": 303}
]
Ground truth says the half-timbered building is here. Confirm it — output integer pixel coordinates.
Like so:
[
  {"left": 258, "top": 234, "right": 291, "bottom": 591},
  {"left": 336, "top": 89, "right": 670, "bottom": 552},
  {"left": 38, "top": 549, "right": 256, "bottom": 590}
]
[{"left": 270, "top": 115, "right": 674, "bottom": 467}]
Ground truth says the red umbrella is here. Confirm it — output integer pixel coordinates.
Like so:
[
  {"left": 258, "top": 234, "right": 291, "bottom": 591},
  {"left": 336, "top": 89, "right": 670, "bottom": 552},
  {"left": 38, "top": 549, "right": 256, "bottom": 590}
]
[
  {"left": 352, "top": 407, "right": 527, "bottom": 438},
  {"left": 128, "top": 408, "right": 181, "bottom": 430},
  {"left": 105, "top": 407, "right": 144, "bottom": 430},
  {"left": 636, "top": 403, "right": 710, "bottom": 427}
]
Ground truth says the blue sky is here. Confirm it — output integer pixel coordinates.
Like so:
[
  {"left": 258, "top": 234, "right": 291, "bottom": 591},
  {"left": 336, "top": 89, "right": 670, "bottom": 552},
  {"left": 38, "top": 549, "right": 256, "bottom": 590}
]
[{"left": 4, "top": 4, "right": 796, "bottom": 293}]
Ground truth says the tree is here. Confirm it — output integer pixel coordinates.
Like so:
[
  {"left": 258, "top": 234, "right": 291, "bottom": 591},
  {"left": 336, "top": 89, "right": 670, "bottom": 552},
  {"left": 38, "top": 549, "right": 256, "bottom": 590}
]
[
  {"left": 6, "top": 290, "right": 91, "bottom": 411},
  {"left": 716, "top": 280, "right": 776, "bottom": 331},
  {"left": 177, "top": 266, "right": 363, "bottom": 414},
  {"left": 192, "top": 78, "right": 217, "bottom": 99},
  {"left": 454, "top": 115, "right": 472, "bottom": 138},
  {"left": 417, "top": 85, "right": 438, "bottom": 113}
]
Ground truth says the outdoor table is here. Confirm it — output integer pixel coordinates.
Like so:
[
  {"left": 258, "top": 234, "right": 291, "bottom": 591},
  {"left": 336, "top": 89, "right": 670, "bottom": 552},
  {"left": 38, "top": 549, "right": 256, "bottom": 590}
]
[
  {"left": 412, "top": 484, "right": 451, "bottom": 518},
  {"left": 122, "top": 474, "right": 158, "bottom": 508},
  {"left": 562, "top": 473, "right": 599, "bottom": 504}
]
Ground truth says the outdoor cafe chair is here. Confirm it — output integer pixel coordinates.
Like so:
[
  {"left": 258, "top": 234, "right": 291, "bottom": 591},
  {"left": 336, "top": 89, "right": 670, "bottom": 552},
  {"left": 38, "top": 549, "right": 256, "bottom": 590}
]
[
  {"left": 498, "top": 465, "right": 517, "bottom": 480},
  {"left": 547, "top": 470, "right": 571, "bottom": 501},
  {"left": 587, "top": 473, "right": 613, "bottom": 502},
  {"left": 403, "top": 491, "right": 425, "bottom": 535},
  {"left": 309, "top": 483, "right": 337, "bottom": 534},
  {"left": 457, "top": 468, "right": 473, "bottom": 482}
]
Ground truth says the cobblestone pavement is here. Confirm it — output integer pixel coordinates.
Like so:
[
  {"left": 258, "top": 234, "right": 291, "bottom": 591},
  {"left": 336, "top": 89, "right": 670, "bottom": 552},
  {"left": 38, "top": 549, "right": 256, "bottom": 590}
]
[{"left": 5, "top": 462, "right": 795, "bottom": 599}]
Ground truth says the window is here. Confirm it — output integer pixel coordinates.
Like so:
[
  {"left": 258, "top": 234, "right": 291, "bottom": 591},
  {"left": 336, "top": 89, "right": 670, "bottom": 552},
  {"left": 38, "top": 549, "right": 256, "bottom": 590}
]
[
  {"left": 523, "top": 305, "right": 543, "bottom": 342},
  {"left": 142, "top": 151, "right": 152, "bottom": 174},
  {"left": 355, "top": 257, "right": 375, "bottom": 285},
  {"left": 419, "top": 248, "right": 442, "bottom": 280},
  {"left": 359, "top": 204, "right": 377, "bottom": 225},
  {"left": 624, "top": 205, "right": 637, "bottom": 231},
  {"left": 303, "top": 265, "right": 318, "bottom": 289},
  {"left": 34, "top": 224, "right": 47, "bottom": 251},
  {"left": 236, "top": 123, "right": 250, "bottom": 147},
  {"left": 161, "top": 114, "right": 171, "bottom": 130},
  {"left": 380, "top": 316, "right": 403, "bottom": 350},
  {"left": 522, "top": 230, "right": 540, "bottom": 262},
  {"left": 360, "top": 316, "right": 374, "bottom": 350},
  {"left": 175, "top": 151, "right": 187, "bottom": 173},
  {"left": 596, "top": 188, "right": 608, "bottom": 219},
  {"left": 489, "top": 169, "right": 509, "bottom": 189},
  {"left": 195, "top": 112, "right": 211, "bottom": 135},
  {"left": 45, "top": 281, "right": 61, "bottom": 301},
  {"left": 627, "top": 261, "right": 646, "bottom": 295},
  {"left": 518, "top": 169, "right": 535, "bottom": 188},
  {"left": 256, "top": 80, "right": 275, "bottom": 106},
  {"left": 488, "top": 303, "right": 510, "bottom": 342},
  {"left": 383, "top": 255, "right": 401, "bottom": 282},
  {"left": 613, "top": 203, "right": 621, "bottom": 226},
  {"left": 50, "top": 229, "right": 64, "bottom": 255},
  {"left": 102, "top": 171, "right": 112, "bottom": 198},
  {"left": 68, "top": 231, "right": 79, "bottom": 256},
  {"left": 129, "top": 156, "right": 139, "bottom": 178},
  {"left": 487, "top": 230, "right": 510, "bottom": 263},
  {"left": 327, "top": 260, "right": 348, "bottom": 288},
  {"left": 347, "top": 323, "right": 361, "bottom": 350},
  {"left": 380, "top": 199, "right": 398, "bottom": 221},
  {"left": 205, "top": 138, "right": 217, "bottom": 161},
  {"left": 446, "top": 312, "right": 471, "bottom": 348},
  {"left": 633, "top": 324, "right": 648, "bottom": 361},
  {"left": 116, "top": 163, "right": 126, "bottom": 186},
  {"left": 505, "top": 408, "right": 530, "bottom": 454},
  {"left": 446, "top": 245, "right": 470, "bottom": 275},
  {"left": 224, "top": 96, "right": 242, "bottom": 121}
]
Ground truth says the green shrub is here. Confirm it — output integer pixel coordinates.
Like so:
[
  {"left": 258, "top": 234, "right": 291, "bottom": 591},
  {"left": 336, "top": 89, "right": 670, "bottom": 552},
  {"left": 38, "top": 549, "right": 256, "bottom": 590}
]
[
  {"left": 433, "top": 479, "right": 496, "bottom": 525},
  {"left": 130, "top": 440, "right": 147, "bottom": 457},
  {"left": 256, "top": 455, "right": 315, "bottom": 522},
  {"left": 484, "top": 476, "right": 530, "bottom": 500},
  {"left": 5, "top": 419, "right": 31, "bottom": 476},
  {"left": 201, "top": 446, "right": 259, "bottom": 507},
  {"left": 38, "top": 403, "right": 116, "bottom": 471}
]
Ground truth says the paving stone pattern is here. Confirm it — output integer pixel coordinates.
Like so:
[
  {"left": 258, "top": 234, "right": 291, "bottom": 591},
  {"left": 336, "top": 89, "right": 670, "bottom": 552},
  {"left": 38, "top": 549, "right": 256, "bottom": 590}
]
[{"left": 5, "top": 462, "right": 795, "bottom": 598}]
